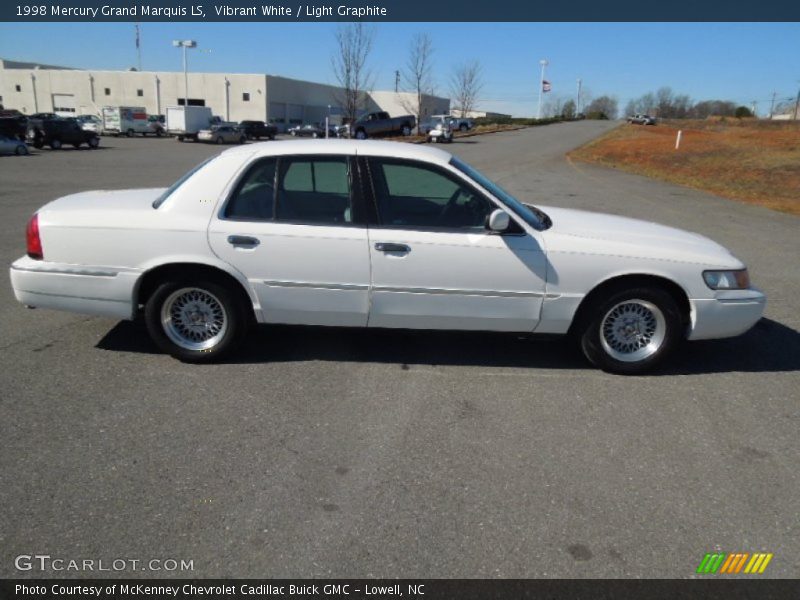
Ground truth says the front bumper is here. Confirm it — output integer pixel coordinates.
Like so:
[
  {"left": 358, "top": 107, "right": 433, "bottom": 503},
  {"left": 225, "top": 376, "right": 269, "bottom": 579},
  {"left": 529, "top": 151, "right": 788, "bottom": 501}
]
[
  {"left": 688, "top": 288, "right": 766, "bottom": 340},
  {"left": 10, "top": 256, "right": 139, "bottom": 320}
]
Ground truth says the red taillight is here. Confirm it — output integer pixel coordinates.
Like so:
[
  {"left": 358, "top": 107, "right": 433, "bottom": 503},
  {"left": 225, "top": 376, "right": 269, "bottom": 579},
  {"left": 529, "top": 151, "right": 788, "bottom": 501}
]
[{"left": 26, "top": 213, "right": 43, "bottom": 260}]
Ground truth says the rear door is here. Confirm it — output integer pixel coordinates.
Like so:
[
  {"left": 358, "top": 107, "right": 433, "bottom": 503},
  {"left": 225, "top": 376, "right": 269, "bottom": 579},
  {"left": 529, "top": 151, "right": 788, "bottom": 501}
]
[
  {"left": 208, "top": 153, "right": 371, "bottom": 326},
  {"left": 363, "top": 157, "right": 547, "bottom": 332}
]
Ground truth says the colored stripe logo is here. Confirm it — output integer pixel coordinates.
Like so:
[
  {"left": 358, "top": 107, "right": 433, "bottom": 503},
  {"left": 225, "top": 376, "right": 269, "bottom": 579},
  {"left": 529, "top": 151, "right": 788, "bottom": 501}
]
[{"left": 696, "top": 552, "right": 773, "bottom": 574}]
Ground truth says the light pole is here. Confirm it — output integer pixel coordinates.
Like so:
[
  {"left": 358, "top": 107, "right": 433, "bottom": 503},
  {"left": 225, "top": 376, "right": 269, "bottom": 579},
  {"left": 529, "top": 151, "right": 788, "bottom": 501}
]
[
  {"left": 576, "top": 78, "right": 582, "bottom": 116},
  {"left": 537, "top": 59, "right": 548, "bottom": 119},
  {"left": 326, "top": 104, "right": 331, "bottom": 139},
  {"left": 172, "top": 40, "right": 197, "bottom": 107}
]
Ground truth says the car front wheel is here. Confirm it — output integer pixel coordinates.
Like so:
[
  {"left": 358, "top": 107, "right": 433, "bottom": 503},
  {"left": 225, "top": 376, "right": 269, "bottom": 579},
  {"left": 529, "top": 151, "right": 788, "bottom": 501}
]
[
  {"left": 579, "top": 287, "right": 682, "bottom": 374},
  {"left": 145, "top": 280, "right": 247, "bottom": 363}
]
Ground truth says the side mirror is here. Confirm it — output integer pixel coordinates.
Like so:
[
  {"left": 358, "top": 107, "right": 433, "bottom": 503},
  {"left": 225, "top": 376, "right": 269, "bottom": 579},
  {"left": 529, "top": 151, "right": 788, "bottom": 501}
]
[{"left": 487, "top": 209, "right": 510, "bottom": 232}]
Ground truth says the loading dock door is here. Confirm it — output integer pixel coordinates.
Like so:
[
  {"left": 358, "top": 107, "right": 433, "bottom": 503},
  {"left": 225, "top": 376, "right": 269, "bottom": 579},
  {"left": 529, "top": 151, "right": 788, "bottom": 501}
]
[{"left": 52, "top": 94, "right": 77, "bottom": 117}]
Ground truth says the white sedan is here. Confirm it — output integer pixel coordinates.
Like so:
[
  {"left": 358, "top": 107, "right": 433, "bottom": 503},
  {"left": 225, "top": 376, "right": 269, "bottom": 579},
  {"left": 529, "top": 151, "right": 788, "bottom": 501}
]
[{"left": 9, "top": 140, "right": 765, "bottom": 373}]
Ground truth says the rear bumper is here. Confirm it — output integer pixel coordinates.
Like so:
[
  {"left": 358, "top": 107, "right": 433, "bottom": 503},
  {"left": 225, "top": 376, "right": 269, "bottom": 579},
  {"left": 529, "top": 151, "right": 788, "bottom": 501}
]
[
  {"left": 688, "top": 288, "right": 766, "bottom": 340},
  {"left": 9, "top": 256, "right": 140, "bottom": 320}
]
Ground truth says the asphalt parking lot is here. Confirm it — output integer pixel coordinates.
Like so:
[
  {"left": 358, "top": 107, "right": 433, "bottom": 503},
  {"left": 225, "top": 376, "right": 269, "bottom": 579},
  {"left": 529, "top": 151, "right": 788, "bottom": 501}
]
[{"left": 1, "top": 123, "right": 798, "bottom": 578}]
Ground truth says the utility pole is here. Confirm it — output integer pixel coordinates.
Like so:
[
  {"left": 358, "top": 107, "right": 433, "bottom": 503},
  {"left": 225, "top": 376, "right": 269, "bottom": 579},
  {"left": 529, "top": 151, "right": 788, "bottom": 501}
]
[
  {"left": 768, "top": 91, "right": 777, "bottom": 119},
  {"left": 537, "top": 59, "right": 548, "bottom": 120},
  {"left": 135, "top": 23, "right": 142, "bottom": 71},
  {"left": 751, "top": 101, "right": 757, "bottom": 118},
  {"left": 576, "top": 78, "right": 582, "bottom": 114},
  {"left": 394, "top": 70, "right": 400, "bottom": 93}
]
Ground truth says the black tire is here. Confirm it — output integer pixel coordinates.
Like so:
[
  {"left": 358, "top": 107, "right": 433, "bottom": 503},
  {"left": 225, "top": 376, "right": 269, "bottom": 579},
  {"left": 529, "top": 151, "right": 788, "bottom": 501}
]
[
  {"left": 15, "top": 144, "right": 28, "bottom": 155},
  {"left": 126, "top": 129, "right": 134, "bottom": 138},
  {"left": 401, "top": 125, "right": 412, "bottom": 136},
  {"left": 155, "top": 129, "right": 163, "bottom": 137},
  {"left": 460, "top": 124, "right": 468, "bottom": 132},
  {"left": 215, "top": 136, "right": 223, "bottom": 145},
  {"left": 355, "top": 129, "right": 367, "bottom": 140},
  {"left": 88, "top": 136, "right": 100, "bottom": 148},
  {"left": 578, "top": 286, "right": 682, "bottom": 375},
  {"left": 239, "top": 136, "right": 246, "bottom": 144},
  {"left": 268, "top": 134, "right": 275, "bottom": 141},
  {"left": 50, "top": 139, "right": 62, "bottom": 150},
  {"left": 144, "top": 279, "right": 248, "bottom": 363}
]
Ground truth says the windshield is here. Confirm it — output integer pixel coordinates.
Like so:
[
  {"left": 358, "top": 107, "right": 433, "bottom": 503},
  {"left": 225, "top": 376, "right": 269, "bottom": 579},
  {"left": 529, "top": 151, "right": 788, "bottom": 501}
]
[
  {"left": 152, "top": 157, "right": 216, "bottom": 209},
  {"left": 449, "top": 157, "right": 551, "bottom": 230}
]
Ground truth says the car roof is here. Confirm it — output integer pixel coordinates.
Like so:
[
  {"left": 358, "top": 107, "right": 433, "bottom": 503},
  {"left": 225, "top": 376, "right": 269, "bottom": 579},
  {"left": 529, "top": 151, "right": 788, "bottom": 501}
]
[{"left": 221, "top": 139, "right": 453, "bottom": 166}]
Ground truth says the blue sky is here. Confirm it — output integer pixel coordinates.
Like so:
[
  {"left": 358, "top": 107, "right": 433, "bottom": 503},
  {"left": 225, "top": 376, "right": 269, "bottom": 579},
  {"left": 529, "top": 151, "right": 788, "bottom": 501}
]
[{"left": 0, "top": 22, "right": 797, "bottom": 116}]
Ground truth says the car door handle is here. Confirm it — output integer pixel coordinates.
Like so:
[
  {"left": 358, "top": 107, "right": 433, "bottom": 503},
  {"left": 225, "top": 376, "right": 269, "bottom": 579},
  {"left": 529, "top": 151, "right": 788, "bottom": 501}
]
[
  {"left": 375, "top": 242, "right": 410, "bottom": 253},
  {"left": 227, "top": 235, "right": 260, "bottom": 247}
]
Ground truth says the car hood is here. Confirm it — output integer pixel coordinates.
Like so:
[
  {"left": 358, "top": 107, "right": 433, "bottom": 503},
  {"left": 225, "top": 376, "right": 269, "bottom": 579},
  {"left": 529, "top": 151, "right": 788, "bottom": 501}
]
[{"left": 538, "top": 205, "right": 743, "bottom": 268}]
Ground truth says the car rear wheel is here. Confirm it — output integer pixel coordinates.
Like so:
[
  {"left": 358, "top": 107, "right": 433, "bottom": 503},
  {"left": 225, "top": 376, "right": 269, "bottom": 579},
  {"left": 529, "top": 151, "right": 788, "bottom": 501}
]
[
  {"left": 50, "top": 139, "right": 62, "bottom": 150},
  {"left": 88, "top": 137, "right": 100, "bottom": 148},
  {"left": 15, "top": 144, "right": 29, "bottom": 155},
  {"left": 355, "top": 129, "right": 367, "bottom": 140},
  {"left": 460, "top": 124, "right": 468, "bottom": 132},
  {"left": 401, "top": 125, "right": 412, "bottom": 136},
  {"left": 215, "top": 136, "right": 223, "bottom": 144},
  {"left": 579, "top": 287, "right": 682, "bottom": 374},
  {"left": 145, "top": 280, "right": 247, "bottom": 363}
]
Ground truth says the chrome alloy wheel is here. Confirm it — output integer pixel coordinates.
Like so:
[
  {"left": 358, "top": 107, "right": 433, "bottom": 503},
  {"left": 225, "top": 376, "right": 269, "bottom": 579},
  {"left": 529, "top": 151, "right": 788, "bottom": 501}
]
[
  {"left": 599, "top": 299, "right": 666, "bottom": 362},
  {"left": 161, "top": 287, "right": 228, "bottom": 351}
]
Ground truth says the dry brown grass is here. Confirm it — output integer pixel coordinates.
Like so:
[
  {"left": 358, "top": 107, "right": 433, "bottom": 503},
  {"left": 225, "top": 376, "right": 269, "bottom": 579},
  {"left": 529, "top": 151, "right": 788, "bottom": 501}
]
[{"left": 569, "top": 119, "right": 800, "bottom": 215}]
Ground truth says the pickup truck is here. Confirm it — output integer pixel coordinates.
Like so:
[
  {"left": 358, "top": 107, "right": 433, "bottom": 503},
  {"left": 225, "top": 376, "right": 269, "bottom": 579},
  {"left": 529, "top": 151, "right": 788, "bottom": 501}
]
[
  {"left": 238, "top": 120, "right": 278, "bottom": 140},
  {"left": 350, "top": 111, "right": 416, "bottom": 139}
]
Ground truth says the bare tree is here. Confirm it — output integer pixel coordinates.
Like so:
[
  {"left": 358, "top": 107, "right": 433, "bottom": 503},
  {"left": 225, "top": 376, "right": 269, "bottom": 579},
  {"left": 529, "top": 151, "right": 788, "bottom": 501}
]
[
  {"left": 585, "top": 95, "right": 619, "bottom": 120},
  {"left": 331, "top": 23, "right": 375, "bottom": 124},
  {"left": 450, "top": 60, "right": 483, "bottom": 118},
  {"left": 401, "top": 33, "right": 435, "bottom": 132}
]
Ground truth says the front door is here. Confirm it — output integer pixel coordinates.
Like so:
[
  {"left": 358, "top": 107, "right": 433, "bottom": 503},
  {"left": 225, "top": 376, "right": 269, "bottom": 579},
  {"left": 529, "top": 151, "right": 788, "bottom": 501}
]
[
  {"left": 209, "top": 154, "right": 371, "bottom": 326},
  {"left": 364, "top": 157, "right": 547, "bottom": 332}
]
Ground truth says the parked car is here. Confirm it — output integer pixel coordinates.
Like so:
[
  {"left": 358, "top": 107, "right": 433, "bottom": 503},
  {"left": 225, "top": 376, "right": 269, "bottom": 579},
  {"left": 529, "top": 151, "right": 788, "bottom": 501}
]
[
  {"left": 239, "top": 120, "right": 277, "bottom": 140},
  {"left": 29, "top": 113, "right": 59, "bottom": 120},
  {"left": 424, "top": 116, "right": 453, "bottom": 143},
  {"left": 9, "top": 140, "right": 765, "bottom": 373},
  {"left": 26, "top": 118, "right": 100, "bottom": 149},
  {"left": 0, "top": 134, "right": 29, "bottom": 155},
  {"left": 147, "top": 114, "right": 166, "bottom": 136},
  {"left": 288, "top": 123, "right": 335, "bottom": 138},
  {"left": 349, "top": 111, "right": 416, "bottom": 139},
  {"left": 448, "top": 116, "right": 474, "bottom": 132},
  {"left": 197, "top": 125, "right": 246, "bottom": 145},
  {"left": 76, "top": 115, "right": 102, "bottom": 133},
  {"left": 628, "top": 114, "right": 657, "bottom": 125},
  {"left": 0, "top": 115, "right": 28, "bottom": 140}
]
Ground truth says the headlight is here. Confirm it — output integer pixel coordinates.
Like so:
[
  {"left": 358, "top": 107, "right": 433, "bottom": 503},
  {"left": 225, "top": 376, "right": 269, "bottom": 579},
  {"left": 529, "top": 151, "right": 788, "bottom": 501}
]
[{"left": 703, "top": 269, "right": 750, "bottom": 290}]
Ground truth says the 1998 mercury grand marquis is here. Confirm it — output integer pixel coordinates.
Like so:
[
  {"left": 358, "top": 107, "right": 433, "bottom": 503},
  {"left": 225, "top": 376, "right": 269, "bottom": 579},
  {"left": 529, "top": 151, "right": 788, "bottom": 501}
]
[{"left": 10, "top": 140, "right": 765, "bottom": 373}]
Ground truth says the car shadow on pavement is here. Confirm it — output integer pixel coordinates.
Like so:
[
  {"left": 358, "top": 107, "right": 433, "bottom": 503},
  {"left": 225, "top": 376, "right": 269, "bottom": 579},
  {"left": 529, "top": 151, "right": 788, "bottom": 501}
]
[{"left": 96, "top": 317, "right": 800, "bottom": 374}]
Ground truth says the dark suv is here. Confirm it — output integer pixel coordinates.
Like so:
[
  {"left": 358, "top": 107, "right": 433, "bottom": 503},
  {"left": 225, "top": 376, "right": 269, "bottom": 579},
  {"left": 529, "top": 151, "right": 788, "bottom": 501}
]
[
  {"left": 27, "top": 118, "right": 100, "bottom": 149},
  {"left": 238, "top": 120, "right": 277, "bottom": 140}
]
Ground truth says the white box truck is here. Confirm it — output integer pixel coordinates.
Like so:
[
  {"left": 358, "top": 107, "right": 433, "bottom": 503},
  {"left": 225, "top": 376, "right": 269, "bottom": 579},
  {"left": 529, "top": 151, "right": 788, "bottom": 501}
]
[
  {"left": 166, "top": 106, "right": 214, "bottom": 141},
  {"left": 102, "top": 106, "right": 150, "bottom": 137}
]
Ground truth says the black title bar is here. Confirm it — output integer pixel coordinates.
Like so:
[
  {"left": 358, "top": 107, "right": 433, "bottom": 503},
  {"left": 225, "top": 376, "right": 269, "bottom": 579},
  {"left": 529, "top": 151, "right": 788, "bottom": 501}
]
[
  {"left": 2, "top": 0, "right": 800, "bottom": 21},
  {"left": 2, "top": 579, "right": 800, "bottom": 600}
]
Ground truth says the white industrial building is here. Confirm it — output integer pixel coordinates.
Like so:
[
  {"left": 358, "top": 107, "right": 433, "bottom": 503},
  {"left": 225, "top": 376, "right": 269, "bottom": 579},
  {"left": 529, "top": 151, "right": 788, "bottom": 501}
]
[{"left": 0, "top": 58, "right": 450, "bottom": 129}]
